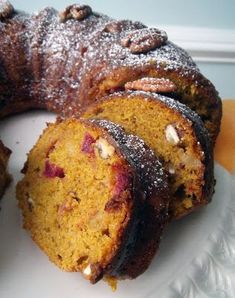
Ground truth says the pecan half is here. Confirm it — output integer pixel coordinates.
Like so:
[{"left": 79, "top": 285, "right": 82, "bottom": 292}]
[
  {"left": 121, "top": 28, "right": 167, "bottom": 54},
  {"left": 125, "top": 77, "right": 176, "bottom": 93},
  {"left": 0, "top": 1, "right": 14, "bottom": 21},
  {"left": 104, "top": 20, "right": 146, "bottom": 34},
  {"left": 104, "top": 21, "right": 125, "bottom": 34},
  {"left": 59, "top": 4, "right": 92, "bottom": 22}
]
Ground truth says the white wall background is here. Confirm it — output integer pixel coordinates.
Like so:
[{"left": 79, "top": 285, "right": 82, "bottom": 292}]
[
  {"left": 11, "top": 0, "right": 235, "bottom": 29},
  {"left": 11, "top": 0, "right": 235, "bottom": 99}
]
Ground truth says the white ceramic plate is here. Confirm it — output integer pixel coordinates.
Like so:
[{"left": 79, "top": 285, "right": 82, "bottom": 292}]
[{"left": 0, "top": 111, "right": 234, "bottom": 298}]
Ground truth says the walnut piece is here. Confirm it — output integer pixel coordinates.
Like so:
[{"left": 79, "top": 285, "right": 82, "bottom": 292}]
[
  {"left": 165, "top": 124, "right": 180, "bottom": 145},
  {"left": 59, "top": 4, "right": 92, "bottom": 22},
  {"left": 121, "top": 28, "right": 167, "bottom": 54},
  {"left": 125, "top": 77, "right": 176, "bottom": 93},
  {"left": 95, "top": 138, "right": 115, "bottom": 159},
  {"left": 0, "top": 1, "right": 14, "bottom": 21},
  {"left": 181, "top": 152, "right": 202, "bottom": 169}
]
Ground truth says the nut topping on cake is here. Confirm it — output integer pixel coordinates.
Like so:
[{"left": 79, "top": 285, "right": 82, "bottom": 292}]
[
  {"left": 104, "top": 20, "right": 146, "bottom": 34},
  {"left": 125, "top": 77, "right": 176, "bottom": 93},
  {"left": 59, "top": 4, "right": 92, "bottom": 22},
  {"left": 0, "top": 1, "right": 14, "bottom": 21},
  {"left": 104, "top": 21, "right": 125, "bottom": 34},
  {"left": 121, "top": 28, "right": 167, "bottom": 54}
]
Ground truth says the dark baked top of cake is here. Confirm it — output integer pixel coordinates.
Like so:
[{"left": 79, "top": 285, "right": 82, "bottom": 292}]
[{"left": 89, "top": 119, "right": 169, "bottom": 276}]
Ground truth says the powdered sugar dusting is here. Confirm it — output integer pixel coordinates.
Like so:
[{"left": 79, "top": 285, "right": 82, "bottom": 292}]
[
  {"left": 91, "top": 119, "right": 169, "bottom": 198},
  {"left": 1, "top": 5, "right": 201, "bottom": 118}
]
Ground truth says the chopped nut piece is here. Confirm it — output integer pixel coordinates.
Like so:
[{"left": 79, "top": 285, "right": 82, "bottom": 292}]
[
  {"left": 168, "top": 165, "right": 175, "bottom": 174},
  {"left": 165, "top": 124, "right": 180, "bottom": 145},
  {"left": 83, "top": 264, "right": 91, "bottom": 276},
  {"left": 95, "top": 138, "right": 115, "bottom": 159},
  {"left": 88, "top": 210, "right": 103, "bottom": 228},
  {"left": 28, "top": 197, "right": 34, "bottom": 205},
  {"left": 27, "top": 197, "right": 35, "bottom": 211},
  {"left": 58, "top": 197, "right": 79, "bottom": 215},
  {"left": 181, "top": 153, "right": 202, "bottom": 168}
]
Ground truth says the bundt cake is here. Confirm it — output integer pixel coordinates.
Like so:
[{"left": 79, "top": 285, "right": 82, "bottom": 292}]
[
  {"left": 0, "top": 140, "right": 11, "bottom": 197},
  {"left": 0, "top": 2, "right": 221, "bottom": 144},
  {"left": 82, "top": 91, "right": 214, "bottom": 219},
  {"left": 0, "top": 0, "right": 219, "bottom": 286},
  {"left": 16, "top": 118, "right": 170, "bottom": 283}
]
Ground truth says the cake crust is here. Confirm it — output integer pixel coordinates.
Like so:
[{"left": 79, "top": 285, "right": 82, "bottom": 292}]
[{"left": 0, "top": 3, "right": 221, "bottom": 143}]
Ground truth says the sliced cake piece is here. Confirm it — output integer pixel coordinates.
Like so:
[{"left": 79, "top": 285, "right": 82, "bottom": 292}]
[
  {"left": 82, "top": 91, "right": 214, "bottom": 219},
  {"left": 16, "top": 118, "right": 170, "bottom": 283}
]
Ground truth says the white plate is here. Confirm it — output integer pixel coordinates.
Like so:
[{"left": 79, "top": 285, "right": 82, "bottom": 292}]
[{"left": 0, "top": 111, "right": 234, "bottom": 298}]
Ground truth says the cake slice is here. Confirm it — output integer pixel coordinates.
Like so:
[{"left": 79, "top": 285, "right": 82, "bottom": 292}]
[
  {"left": 16, "top": 118, "right": 170, "bottom": 283},
  {"left": 82, "top": 91, "right": 214, "bottom": 219},
  {"left": 0, "top": 140, "right": 11, "bottom": 198}
]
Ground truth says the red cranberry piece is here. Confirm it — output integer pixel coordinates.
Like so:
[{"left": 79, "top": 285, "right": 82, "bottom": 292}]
[
  {"left": 112, "top": 163, "right": 130, "bottom": 196},
  {"left": 81, "top": 133, "right": 96, "bottom": 154},
  {"left": 43, "top": 160, "right": 65, "bottom": 178},
  {"left": 104, "top": 164, "right": 131, "bottom": 212}
]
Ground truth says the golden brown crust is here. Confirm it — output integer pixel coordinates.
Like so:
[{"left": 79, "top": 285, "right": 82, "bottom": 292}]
[
  {"left": 0, "top": 4, "right": 221, "bottom": 143},
  {"left": 91, "top": 119, "right": 170, "bottom": 278}
]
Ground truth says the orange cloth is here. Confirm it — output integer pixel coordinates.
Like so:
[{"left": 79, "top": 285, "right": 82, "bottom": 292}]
[{"left": 214, "top": 100, "right": 235, "bottom": 174}]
